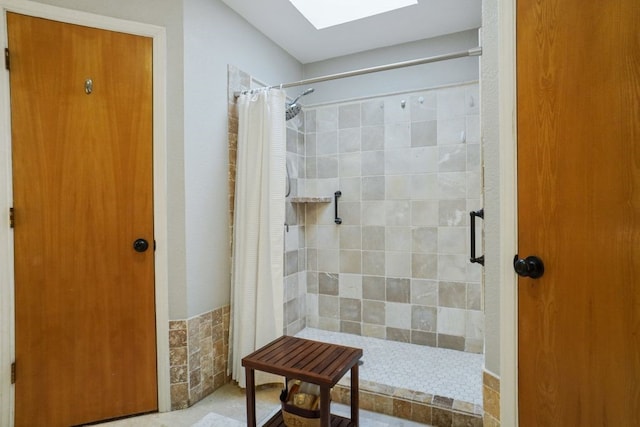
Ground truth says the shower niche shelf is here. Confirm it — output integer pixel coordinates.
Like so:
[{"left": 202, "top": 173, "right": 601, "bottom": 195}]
[{"left": 289, "top": 196, "right": 332, "bottom": 203}]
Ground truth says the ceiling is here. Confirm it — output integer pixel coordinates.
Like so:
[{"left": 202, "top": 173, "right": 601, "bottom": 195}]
[{"left": 220, "top": 0, "right": 482, "bottom": 64}]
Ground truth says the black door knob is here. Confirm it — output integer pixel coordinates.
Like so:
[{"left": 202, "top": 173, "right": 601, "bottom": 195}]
[
  {"left": 133, "top": 238, "right": 149, "bottom": 253},
  {"left": 513, "top": 255, "right": 544, "bottom": 278}
]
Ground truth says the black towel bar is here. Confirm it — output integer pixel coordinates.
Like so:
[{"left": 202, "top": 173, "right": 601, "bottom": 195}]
[{"left": 334, "top": 191, "right": 342, "bottom": 225}]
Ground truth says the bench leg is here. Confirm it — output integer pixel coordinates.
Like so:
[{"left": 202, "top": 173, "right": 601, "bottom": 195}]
[
  {"left": 245, "top": 368, "right": 256, "bottom": 427},
  {"left": 351, "top": 363, "right": 359, "bottom": 426},
  {"left": 320, "top": 385, "right": 331, "bottom": 427}
]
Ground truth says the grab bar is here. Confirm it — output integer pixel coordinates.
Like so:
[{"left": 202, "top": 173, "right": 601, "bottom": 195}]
[
  {"left": 470, "top": 209, "right": 484, "bottom": 265},
  {"left": 334, "top": 191, "right": 342, "bottom": 224}
]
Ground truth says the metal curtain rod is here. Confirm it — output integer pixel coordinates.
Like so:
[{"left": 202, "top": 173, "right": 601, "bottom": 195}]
[{"left": 234, "top": 47, "right": 481, "bottom": 97}]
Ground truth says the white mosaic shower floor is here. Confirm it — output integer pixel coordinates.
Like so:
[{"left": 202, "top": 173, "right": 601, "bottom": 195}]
[{"left": 295, "top": 328, "right": 484, "bottom": 407}]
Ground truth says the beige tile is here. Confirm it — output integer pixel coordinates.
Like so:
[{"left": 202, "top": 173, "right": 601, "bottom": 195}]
[
  {"left": 483, "top": 384, "right": 500, "bottom": 420},
  {"left": 170, "top": 383, "right": 189, "bottom": 410},
  {"left": 452, "top": 411, "right": 483, "bottom": 427},
  {"left": 483, "top": 370, "right": 500, "bottom": 392},
  {"left": 169, "top": 320, "right": 186, "bottom": 330},
  {"left": 170, "top": 347, "right": 188, "bottom": 366},
  {"left": 432, "top": 407, "right": 453, "bottom": 427},
  {"left": 169, "top": 329, "right": 187, "bottom": 348},
  {"left": 373, "top": 393, "right": 394, "bottom": 416},
  {"left": 483, "top": 414, "right": 501, "bottom": 427},
  {"left": 411, "top": 401, "right": 432, "bottom": 424},
  {"left": 453, "top": 399, "right": 475, "bottom": 414}
]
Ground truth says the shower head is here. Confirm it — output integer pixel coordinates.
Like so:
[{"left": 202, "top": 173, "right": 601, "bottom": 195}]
[{"left": 285, "top": 87, "right": 314, "bottom": 121}]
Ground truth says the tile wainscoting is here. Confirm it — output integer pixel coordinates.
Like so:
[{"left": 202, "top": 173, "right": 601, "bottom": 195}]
[
  {"left": 169, "top": 306, "right": 231, "bottom": 410},
  {"left": 482, "top": 370, "right": 500, "bottom": 426}
]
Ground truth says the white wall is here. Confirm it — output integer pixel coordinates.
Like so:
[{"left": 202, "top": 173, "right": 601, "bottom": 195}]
[
  {"left": 30, "top": 0, "right": 303, "bottom": 319},
  {"left": 300, "top": 30, "right": 479, "bottom": 105},
  {"left": 182, "top": 0, "right": 302, "bottom": 317}
]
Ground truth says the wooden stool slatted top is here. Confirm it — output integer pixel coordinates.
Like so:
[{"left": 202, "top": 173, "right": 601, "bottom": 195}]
[{"left": 242, "top": 335, "right": 363, "bottom": 427}]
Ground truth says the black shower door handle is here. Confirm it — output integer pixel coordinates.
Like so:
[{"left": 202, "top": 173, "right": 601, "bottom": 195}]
[
  {"left": 470, "top": 209, "right": 484, "bottom": 265},
  {"left": 334, "top": 191, "right": 342, "bottom": 224}
]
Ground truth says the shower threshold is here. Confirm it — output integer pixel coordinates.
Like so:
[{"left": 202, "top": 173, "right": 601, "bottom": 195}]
[{"left": 295, "top": 328, "right": 484, "bottom": 426}]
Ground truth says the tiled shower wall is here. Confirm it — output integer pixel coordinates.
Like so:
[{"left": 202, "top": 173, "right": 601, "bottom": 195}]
[
  {"left": 283, "top": 113, "right": 307, "bottom": 335},
  {"left": 228, "top": 66, "right": 483, "bottom": 353},
  {"left": 302, "top": 83, "right": 484, "bottom": 353}
]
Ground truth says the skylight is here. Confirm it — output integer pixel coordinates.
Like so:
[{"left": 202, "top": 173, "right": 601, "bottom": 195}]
[{"left": 289, "top": 0, "right": 418, "bottom": 30}]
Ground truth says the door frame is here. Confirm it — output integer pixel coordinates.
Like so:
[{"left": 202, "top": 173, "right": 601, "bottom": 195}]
[
  {"left": 496, "top": 0, "right": 518, "bottom": 424},
  {"left": 482, "top": 0, "right": 519, "bottom": 425},
  {"left": 0, "top": 1, "right": 170, "bottom": 424}
]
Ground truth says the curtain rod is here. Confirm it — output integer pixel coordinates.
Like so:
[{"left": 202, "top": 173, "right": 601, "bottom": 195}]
[{"left": 234, "top": 46, "right": 481, "bottom": 97}]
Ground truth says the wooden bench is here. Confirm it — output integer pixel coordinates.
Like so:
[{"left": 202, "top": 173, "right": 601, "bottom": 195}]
[{"left": 242, "top": 335, "right": 363, "bottom": 427}]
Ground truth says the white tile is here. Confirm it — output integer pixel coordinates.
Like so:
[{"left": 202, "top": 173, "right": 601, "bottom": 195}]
[
  {"left": 385, "top": 251, "right": 411, "bottom": 277},
  {"left": 437, "top": 117, "right": 466, "bottom": 145},
  {"left": 317, "top": 131, "right": 338, "bottom": 155},
  {"left": 339, "top": 152, "right": 362, "bottom": 177},
  {"left": 317, "top": 248, "right": 339, "bottom": 272},
  {"left": 466, "top": 310, "right": 484, "bottom": 340},
  {"left": 437, "top": 172, "right": 466, "bottom": 200},
  {"left": 316, "top": 225, "right": 339, "bottom": 249},
  {"left": 465, "top": 84, "right": 480, "bottom": 115},
  {"left": 385, "top": 201, "right": 410, "bottom": 226},
  {"left": 384, "top": 95, "right": 411, "bottom": 123},
  {"left": 385, "top": 302, "right": 411, "bottom": 329},
  {"left": 384, "top": 123, "right": 411, "bottom": 149},
  {"left": 410, "top": 174, "right": 438, "bottom": 200},
  {"left": 411, "top": 91, "right": 437, "bottom": 122},
  {"left": 385, "top": 175, "right": 412, "bottom": 200},
  {"left": 437, "top": 307, "right": 466, "bottom": 335},
  {"left": 361, "top": 201, "right": 386, "bottom": 226},
  {"left": 385, "top": 226, "right": 412, "bottom": 252},
  {"left": 316, "top": 105, "right": 338, "bottom": 132},
  {"left": 438, "top": 254, "right": 468, "bottom": 281},
  {"left": 410, "top": 146, "right": 438, "bottom": 174},
  {"left": 339, "top": 273, "right": 363, "bottom": 299},
  {"left": 339, "top": 128, "right": 361, "bottom": 153},
  {"left": 466, "top": 115, "right": 480, "bottom": 144},
  {"left": 438, "top": 227, "right": 467, "bottom": 255},
  {"left": 410, "top": 200, "right": 439, "bottom": 226},
  {"left": 384, "top": 148, "right": 412, "bottom": 175},
  {"left": 437, "top": 86, "right": 466, "bottom": 120}
]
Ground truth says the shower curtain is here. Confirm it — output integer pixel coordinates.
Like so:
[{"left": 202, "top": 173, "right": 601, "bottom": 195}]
[{"left": 229, "top": 89, "right": 286, "bottom": 388}]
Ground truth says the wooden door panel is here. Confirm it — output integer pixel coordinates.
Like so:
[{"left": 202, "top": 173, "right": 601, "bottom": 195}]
[
  {"left": 9, "top": 13, "right": 157, "bottom": 426},
  {"left": 517, "top": 0, "right": 640, "bottom": 425}
]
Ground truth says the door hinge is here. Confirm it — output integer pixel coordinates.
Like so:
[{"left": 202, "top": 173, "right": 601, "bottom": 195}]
[
  {"left": 9, "top": 207, "right": 14, "bottom": 228},
  {"left": 4, "top": 48, "right": 9, "bottom": 71},
  {"left": 11, "top": 362, "right": 15, "bottom": 384}
]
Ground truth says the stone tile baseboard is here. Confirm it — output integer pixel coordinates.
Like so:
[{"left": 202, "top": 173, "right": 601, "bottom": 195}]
[
  {"left": 169, "top": 306, "right": 231, "bottom": 410},
  {"left": 482, "top": 370, "right": 500, "bottom": 426},
  {"left": 332, "top": 378, "right": 483, "bottom": 427}
]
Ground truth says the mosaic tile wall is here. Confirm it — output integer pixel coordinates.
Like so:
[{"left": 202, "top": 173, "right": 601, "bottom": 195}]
[
  {"left": 302, "top": 83, "right": 484, "bottom": 353},
  {"left": 169, "top": 306, "right": 230, "bottom": 410}
]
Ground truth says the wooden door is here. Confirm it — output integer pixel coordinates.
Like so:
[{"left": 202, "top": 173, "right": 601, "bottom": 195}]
[
  {"left": 517, "top": 0, "right": 639, "bottom": 425},
  {"left": 8, "top": 13, "right": 157, "bottom": 426}
]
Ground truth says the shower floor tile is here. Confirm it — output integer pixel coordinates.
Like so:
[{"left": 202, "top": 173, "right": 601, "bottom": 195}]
[{"left": 295, "top": 328, "right": 484, "bottom": 407}]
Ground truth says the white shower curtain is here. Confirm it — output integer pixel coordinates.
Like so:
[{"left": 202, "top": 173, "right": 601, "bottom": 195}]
[{"left": 229, "top": 89, "right": 286, "bottom": 388}]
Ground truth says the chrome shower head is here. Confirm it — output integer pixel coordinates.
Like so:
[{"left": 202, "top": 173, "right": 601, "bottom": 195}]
[{"left": 285, "top": 88, "right": 314, "bottom": 121}]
